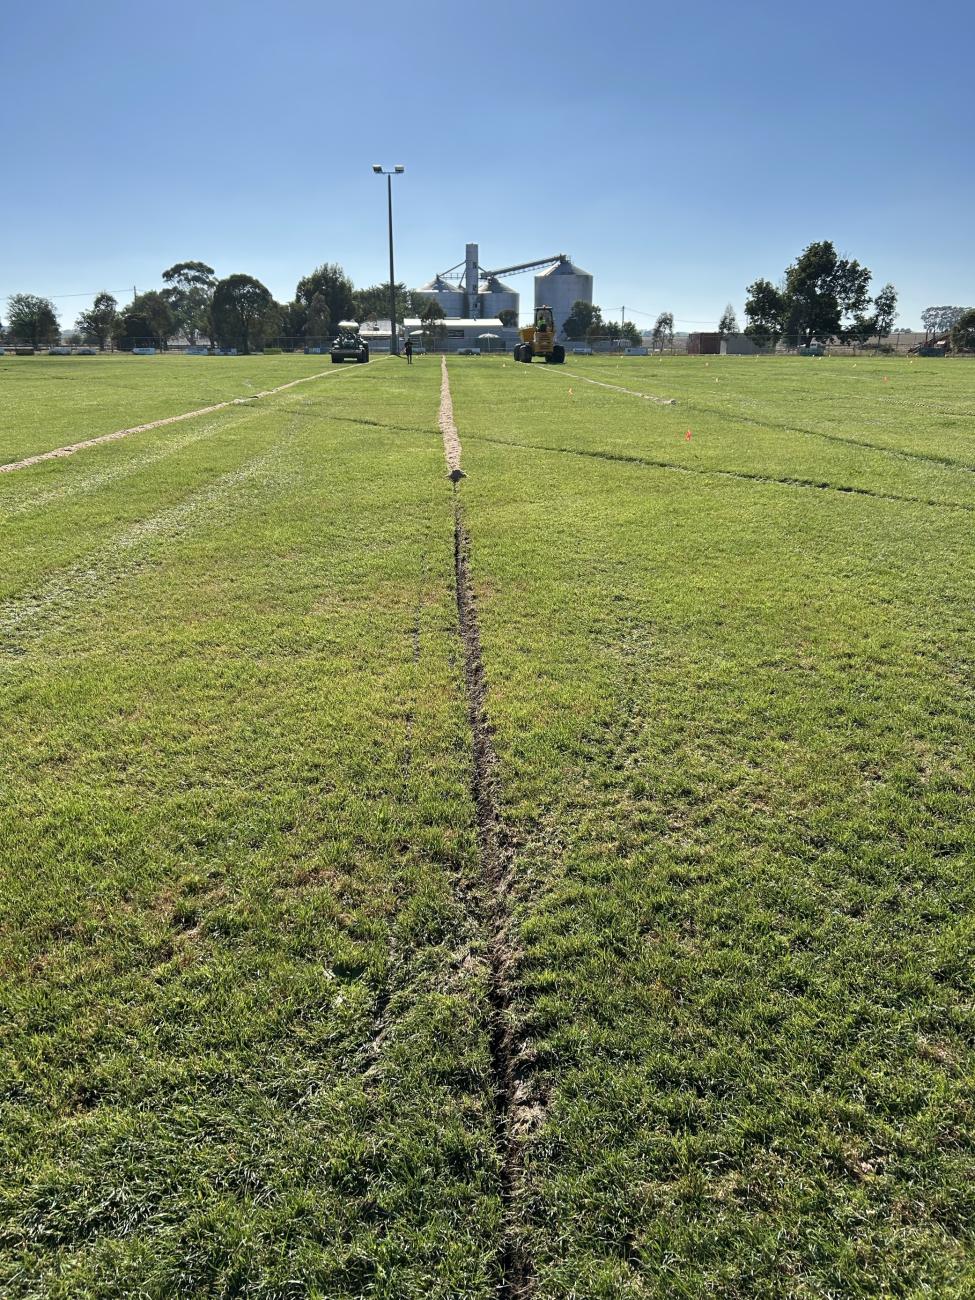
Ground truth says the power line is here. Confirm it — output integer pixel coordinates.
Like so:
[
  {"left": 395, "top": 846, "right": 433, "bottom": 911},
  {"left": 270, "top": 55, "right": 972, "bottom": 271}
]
[
  {"left": 0, "top": 288, "right": 134, "bottom": 301},
  {"left": 622, "top": 306, "right": 719, "bottom": 325}
]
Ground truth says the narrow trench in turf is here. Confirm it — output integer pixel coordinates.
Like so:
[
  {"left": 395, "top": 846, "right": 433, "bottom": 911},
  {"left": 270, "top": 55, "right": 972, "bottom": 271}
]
[
  {"left": 439, "top": 356, "right": 528, "bottom": 1296},
  {"left": 453, "top": 493, "right": 528, "bottom": 1299}
]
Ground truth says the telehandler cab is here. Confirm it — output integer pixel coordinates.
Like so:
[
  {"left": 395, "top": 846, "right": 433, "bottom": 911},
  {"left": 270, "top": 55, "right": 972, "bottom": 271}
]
[{"left": 513, "top": 305, "right": 565, "bottom": 363}]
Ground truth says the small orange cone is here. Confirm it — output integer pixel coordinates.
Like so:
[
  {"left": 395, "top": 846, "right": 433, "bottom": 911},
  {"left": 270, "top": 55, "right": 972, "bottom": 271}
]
[{"left": 685, "top": 429, "right": 692, "bottom": 441}]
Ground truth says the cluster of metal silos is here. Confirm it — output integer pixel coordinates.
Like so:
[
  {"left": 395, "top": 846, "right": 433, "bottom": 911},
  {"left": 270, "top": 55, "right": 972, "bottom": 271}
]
[
  {"left": 412, "top": 274, "right": 465, "bottom": 318},
  {"left": 535, "top": 259, "right": 594, "bottom": 339},
  {"left": 413, "top": 248, "right": 593, "bottom": 335},
  {"left": 477, "top": 275, "right": 519, "bottom": 320}
]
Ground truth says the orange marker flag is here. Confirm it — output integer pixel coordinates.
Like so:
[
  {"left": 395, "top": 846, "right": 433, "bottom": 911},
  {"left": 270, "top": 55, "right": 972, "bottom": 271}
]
[
  {"left": 685, "top": 429, "right": 692, "bottom": 441},
  {"left": 569, "top": 387, "right": 574, "bottom": 395}
]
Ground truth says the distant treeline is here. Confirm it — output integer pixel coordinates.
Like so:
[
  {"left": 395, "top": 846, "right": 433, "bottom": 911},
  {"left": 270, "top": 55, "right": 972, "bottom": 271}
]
[{"left": 1, "top": 262, "right": 436, "bottom": 354}]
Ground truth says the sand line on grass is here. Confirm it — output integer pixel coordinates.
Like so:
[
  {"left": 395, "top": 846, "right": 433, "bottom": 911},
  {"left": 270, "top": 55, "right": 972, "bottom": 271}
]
[
  {"left": 439, "top": 358, "right": 532, "bottom": 1297},
  {"left": 439, "top": 355, "right": 464, "bottom": 477},
  {"left": 555, "top": 366, "right": 677, "bottom": 406},
  {"left": 0, "top": 414, "right": 251, "bottom": 518},
  {"left": 0, "top": 358, "right": 378, "bottom": 476}
]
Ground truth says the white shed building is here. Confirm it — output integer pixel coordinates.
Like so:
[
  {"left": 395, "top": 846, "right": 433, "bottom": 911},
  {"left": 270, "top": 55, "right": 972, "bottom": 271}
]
[{"left": 402, "top": 317, "right": 520, "bottom": 352}]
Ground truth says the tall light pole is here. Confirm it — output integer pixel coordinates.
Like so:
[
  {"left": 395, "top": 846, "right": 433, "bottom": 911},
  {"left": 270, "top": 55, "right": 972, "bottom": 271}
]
[{"left": 372, "top": 164, "right": 404, "bottom": 356}]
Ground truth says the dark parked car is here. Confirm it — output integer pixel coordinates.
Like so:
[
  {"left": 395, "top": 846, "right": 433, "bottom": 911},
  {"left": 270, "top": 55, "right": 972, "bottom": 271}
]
[{"left": 330, "top": 326, "right": 369, "bottom": 364}]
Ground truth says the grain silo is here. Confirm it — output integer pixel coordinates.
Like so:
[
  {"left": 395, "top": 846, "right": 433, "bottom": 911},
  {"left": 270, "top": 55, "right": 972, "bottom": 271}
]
[
  {"left": 477, "top": 275, "right": 519, "bottom": 321},
  {"left": 534, "top": 258, "right": 593, "bottom": 338},
  {"left": 413, "top": 274, "right": 464, "bottom": 318}
]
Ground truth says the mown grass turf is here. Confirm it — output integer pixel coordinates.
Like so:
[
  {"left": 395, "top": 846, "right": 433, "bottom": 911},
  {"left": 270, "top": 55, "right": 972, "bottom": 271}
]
[
  {"left": 467, "top": 354, "right": 975, "bottom": 511},
  {"left": 0, "top": 353, "right": 336, "bottom": 464},
  {"left": 2, "top": 352, "right": 974, "bottom": 1297},
  {"left": 0, "top": 361, "right": 504, "bottom": 1297},
  {"left": 448, "top": 356, "right": 975, "bottom": 1296}
]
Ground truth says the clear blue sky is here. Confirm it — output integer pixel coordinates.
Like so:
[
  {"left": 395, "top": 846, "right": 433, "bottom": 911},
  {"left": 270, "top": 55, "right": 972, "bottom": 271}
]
[{"left": 1, "top": 0, "right": 971, "bottom": 331}]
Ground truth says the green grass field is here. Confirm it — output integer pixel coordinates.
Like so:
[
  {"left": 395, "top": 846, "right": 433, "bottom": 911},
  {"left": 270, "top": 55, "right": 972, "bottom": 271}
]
[
  {"left": 1, "top": 353, "right": 973, "bottom": 1297},
  {"left": 0, "top": 353, "right": 334, "bottom": 464}
]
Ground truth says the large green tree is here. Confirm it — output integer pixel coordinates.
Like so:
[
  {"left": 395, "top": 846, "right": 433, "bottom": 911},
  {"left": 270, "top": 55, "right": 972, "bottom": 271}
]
[
  {"left": 278, "top": 300, "right": 308, "bottom": 347},
  {"left": 920, "top": 305, "right": 963, "bottom": 337},
  {"left": 211, "top": 274, "right": 275, "bottom": 354},
  {"left": 745, "top": 242, "right": 884, "bottom": 347},
  {"left": 950, "top": 309, "right": 975, "bottom": 352},
  {"left": 562, "top": 299, "right": 601, "bottom": 341},
  {"left": 353, "top": 282, "right": 412, "bottom": 324},
  {"left": 743, "top": 279, "right": 784, "bottom": 348},
  {"left": 162, "top": 261, "right": 216, "bottom": 344},
  {"left": 783, "top": 241, "right": 872, "bottom": 345},
  {"left": 304, "top": 293, "right": 331, "bottom": 343},
  {"left": 295, "top": 264, "right": 355, "bottom": 331},
  {"left": 604, "top": 319, "right": 641, "bottom": 346},
  {"left": 76, "top": 292, "right": 118, "bottom": 350},
  {"left": 6, "top": 294, "right": 60, "bottom": 346},
  {"left": 113, "top": 292, "right": 174, "bottom": 350}
]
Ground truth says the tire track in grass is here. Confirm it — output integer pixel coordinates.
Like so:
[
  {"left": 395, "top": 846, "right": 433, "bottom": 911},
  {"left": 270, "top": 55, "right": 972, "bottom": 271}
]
[
  {"left": 0, "top": 358, "right": 380, "bottom": 475},
  {"left": 465, "top": 431, "right": 975, "bottom": 515},
  {"left": 0, "top": 438, "right": 295, "bottom": 655},
  {"left": 441, "top": 356, "right": 530, "bottom": 1298}
]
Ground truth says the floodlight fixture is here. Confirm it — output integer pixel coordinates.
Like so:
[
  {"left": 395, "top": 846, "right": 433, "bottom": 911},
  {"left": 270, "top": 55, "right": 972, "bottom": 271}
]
[{"left": 372, "top": 164, "right": 406, "bottom": 356}]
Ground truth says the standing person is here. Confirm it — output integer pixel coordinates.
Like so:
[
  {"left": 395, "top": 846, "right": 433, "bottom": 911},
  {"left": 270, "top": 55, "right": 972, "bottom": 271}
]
[{"left": 404, "top": 336, "right": 413, "bottom": 365}]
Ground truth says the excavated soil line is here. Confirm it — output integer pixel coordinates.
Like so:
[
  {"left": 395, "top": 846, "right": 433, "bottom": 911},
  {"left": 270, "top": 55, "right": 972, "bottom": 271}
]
[
  {"left": 454, "top": 508, "right": 529, "bottom": 1300},
  {"left": 439, "top": 355, "right": 464, "bottom": 477},
  {"left": 0, "top": 359, "right": 377, "bottom": 476},
  {"left": 439, "top": 357, "right": 530, "bottom": 1297}
]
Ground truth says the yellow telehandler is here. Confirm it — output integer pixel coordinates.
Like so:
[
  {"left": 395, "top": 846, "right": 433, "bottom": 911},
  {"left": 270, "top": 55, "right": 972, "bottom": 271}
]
[{"left": 513, "top": 305, "right": 565, "bottom": 364}]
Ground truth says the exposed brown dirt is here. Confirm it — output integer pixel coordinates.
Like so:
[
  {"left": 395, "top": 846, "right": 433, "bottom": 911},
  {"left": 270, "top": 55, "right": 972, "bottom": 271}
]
[
  {"left": 453, "top": 506, "right": 530, "bottom": 1299},
  {"left": 439, "top": 356, "right": 530, "bottom": 1296}
]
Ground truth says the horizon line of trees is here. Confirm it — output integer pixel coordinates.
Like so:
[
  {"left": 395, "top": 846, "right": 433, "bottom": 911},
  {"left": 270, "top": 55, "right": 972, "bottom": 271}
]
[
  {"left": 5, "top": 250, "right": 973, "bottom": 355},
  {"left": 0, "top": 264, "right": 455, "bottom": 355}
]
